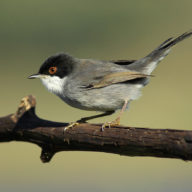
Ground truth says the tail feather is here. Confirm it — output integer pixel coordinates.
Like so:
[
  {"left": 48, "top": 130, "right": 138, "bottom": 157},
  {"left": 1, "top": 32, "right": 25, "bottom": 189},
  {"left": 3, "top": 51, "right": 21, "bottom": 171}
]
[
  {"left": 160, "top": 31, "right": 192, "bottom": 50},
  {"left": 128, "top": 30, "right": 192, "bottom": 74}
]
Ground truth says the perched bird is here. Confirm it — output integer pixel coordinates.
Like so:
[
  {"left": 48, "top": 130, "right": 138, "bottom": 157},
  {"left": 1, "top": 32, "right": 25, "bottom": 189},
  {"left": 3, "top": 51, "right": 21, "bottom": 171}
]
[{"left": 28, "top": 31, "right": 192, "bottom": 130}]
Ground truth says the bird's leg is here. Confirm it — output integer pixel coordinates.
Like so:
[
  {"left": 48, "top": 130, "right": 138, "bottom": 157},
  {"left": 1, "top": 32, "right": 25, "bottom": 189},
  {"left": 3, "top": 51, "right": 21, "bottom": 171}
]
[
  {"left": 64, "top": 111, "right": 114, "bottom": 131},
  {"left": 102, "top": 99, "right": 129, "bottom": 131},
  {"left": 77, "top": 110, "right": 115, "bottom": 123},
  {"left": 113, "top": 99, "right": 129, "bottom": 125}
]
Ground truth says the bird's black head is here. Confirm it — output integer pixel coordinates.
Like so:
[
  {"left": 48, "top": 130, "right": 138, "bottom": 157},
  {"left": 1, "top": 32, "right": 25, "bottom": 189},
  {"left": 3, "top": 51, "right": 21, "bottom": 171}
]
[{"left": 38, "top": 53, "right": 75, "bottom": 78}]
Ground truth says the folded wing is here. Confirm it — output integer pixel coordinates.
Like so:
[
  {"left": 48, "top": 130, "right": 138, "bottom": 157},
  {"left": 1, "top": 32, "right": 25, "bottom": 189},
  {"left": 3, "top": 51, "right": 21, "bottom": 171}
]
[{"left": 85, "top": 71, "right": 150, "bottom": 89}]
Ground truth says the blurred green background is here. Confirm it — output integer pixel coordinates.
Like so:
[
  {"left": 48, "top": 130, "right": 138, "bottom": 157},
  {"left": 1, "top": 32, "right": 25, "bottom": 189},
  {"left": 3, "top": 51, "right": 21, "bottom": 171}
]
[{"left": 1, "top": 0, "right": 192, "bottom": 192}]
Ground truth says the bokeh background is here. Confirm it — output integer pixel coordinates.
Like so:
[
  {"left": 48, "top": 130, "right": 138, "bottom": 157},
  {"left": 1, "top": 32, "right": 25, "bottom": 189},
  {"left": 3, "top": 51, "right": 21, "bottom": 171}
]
[{"left": 1, "top": 0, "right": 192, "bottom": 192}]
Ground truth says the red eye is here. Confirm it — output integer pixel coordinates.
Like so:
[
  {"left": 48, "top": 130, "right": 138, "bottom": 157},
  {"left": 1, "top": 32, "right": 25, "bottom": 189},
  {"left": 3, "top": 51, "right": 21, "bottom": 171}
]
[{"left": 49, "top": 66, "right": 57, "bottom": 74}]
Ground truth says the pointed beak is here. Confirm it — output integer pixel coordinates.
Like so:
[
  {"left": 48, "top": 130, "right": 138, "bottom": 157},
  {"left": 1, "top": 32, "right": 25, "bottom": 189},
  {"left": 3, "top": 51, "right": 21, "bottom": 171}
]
[{"left": 28, "top": 73, "right": 41, "bottom": 79}]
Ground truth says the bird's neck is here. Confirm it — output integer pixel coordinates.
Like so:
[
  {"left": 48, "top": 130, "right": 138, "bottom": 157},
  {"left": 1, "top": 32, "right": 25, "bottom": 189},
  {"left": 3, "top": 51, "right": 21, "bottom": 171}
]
[{"left": 40, "top": 76, "right": 67, "bottom": 95}]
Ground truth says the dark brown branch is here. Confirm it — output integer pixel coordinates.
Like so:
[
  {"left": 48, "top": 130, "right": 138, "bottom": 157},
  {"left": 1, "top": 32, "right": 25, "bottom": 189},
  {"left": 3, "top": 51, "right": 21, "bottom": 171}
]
[{"left": 0, "top": 95, "right": 192, "bottom": 163}]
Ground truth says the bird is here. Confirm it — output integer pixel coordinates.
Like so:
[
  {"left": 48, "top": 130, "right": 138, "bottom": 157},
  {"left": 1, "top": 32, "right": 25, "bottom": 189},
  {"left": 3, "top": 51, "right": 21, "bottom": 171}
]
[{"left": 28, "top": 31, "right": 192, "bottom": 130}]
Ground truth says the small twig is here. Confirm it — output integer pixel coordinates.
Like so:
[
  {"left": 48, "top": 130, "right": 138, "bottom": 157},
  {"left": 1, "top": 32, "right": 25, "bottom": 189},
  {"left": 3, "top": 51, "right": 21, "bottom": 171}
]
[{"left": 0, "top": 95, "right": 192, "bottom": 163}]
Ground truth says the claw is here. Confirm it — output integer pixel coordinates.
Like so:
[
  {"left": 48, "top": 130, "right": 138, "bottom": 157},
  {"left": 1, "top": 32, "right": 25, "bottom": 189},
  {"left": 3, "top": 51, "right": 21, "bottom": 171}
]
[
  {"left": 101, "top": 117, "right": 120, "bottom": 131},
  {"left": 64, "top": 122, "right": 79, "bottom": 132}
]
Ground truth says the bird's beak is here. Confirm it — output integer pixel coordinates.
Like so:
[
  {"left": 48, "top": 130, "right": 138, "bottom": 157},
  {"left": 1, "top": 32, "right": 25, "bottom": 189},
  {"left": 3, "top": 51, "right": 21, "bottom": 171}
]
[{"left": 28, "top": 73, "right": 42, "bottom": 79}]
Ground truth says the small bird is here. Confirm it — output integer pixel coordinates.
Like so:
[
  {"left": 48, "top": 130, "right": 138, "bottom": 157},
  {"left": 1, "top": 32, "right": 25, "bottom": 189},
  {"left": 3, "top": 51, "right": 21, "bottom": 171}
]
[{"left": 29, "top": 31, "right": 192, "bottom": 130}]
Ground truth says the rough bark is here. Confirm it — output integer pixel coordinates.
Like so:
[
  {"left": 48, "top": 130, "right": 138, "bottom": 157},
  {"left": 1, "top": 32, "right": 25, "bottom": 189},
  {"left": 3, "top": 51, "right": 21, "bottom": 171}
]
[{"left": 0, "top": 95, "right": 192, "bottom": 163}]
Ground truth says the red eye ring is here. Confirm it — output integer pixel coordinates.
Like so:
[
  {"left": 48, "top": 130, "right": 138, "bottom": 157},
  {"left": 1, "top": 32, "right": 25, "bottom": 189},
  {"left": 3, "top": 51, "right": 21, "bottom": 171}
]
[{"left": 49, "top": 66, "right": 57, "bottom": 74}]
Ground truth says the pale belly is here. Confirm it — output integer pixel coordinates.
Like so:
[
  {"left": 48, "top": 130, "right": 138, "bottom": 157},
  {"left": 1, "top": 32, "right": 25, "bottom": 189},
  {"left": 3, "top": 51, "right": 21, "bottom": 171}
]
[{"left": 59, "top": 83, "right": 143, "bottom": 112}]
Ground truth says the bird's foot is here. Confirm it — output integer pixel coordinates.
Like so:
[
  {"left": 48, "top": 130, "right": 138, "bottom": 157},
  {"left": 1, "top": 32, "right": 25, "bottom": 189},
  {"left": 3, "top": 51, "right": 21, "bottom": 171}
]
[
  {"left": 64, "top": 122, "right": 79, "bottom": 132},
  {"left": 101, "top": 117, "right": 120, "bottom": 131}
]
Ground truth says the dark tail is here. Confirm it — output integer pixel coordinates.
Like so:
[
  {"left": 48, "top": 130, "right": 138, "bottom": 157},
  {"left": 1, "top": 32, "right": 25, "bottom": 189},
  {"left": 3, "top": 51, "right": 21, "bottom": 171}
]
[{"left": 128, "top": 30, "right": 192, "bottom": 74}]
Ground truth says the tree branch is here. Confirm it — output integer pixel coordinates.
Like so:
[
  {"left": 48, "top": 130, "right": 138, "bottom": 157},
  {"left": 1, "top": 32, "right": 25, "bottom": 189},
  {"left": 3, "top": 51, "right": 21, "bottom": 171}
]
[{"left": 0, "top": 95, "right": 192, "bottom": 163}]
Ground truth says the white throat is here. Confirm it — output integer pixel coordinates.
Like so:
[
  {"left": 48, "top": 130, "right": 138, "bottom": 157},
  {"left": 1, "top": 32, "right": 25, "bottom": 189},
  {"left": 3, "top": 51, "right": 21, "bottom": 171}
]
[{"left": 40, "top": 76, "right": 67, "bottom": 96}]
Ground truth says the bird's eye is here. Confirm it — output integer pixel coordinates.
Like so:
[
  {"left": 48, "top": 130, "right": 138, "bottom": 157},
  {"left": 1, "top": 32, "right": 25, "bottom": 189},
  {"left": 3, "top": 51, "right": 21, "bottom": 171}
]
[{"left": 49, "top": 66, "right": 57, "bottom": 75}]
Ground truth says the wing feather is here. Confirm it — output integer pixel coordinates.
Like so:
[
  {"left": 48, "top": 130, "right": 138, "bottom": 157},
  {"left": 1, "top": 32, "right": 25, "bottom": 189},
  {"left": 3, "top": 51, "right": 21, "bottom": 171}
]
[{"left": 86, "top": 71, "right": 150, "bottom": 89}]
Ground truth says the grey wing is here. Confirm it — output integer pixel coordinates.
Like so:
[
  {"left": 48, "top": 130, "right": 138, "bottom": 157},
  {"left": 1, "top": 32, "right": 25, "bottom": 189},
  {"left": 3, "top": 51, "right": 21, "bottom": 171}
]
[
  {"left": 73, "top": 59, "right": 149, "bottom": 89},
  {"left": 84, "top": 71, "right": 150, "bottom": 89}
]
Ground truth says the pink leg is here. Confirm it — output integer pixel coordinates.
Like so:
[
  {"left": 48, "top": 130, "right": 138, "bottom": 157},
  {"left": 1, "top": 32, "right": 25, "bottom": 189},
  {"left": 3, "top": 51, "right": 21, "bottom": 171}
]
[
  {"left": 101, "top": 99, "right": 129, "bottom": 130},
  {"left": 115, "top": 99, "right": 129, "bottom": 123}
]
